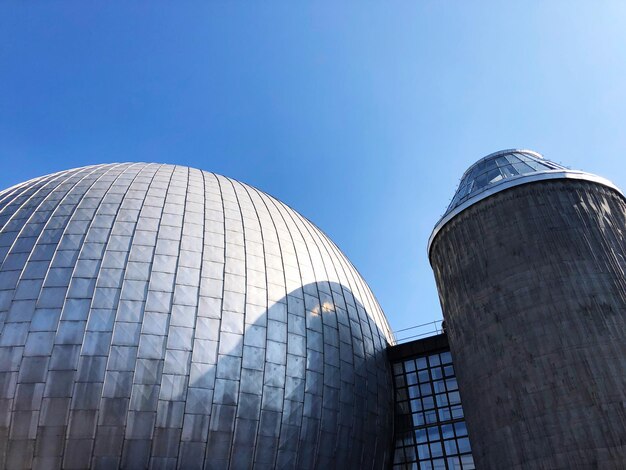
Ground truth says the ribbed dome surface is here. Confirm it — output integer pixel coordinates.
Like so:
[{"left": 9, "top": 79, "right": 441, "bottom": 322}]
[{"left": 0, "top": 163, "right": 393, "bottom": 469}]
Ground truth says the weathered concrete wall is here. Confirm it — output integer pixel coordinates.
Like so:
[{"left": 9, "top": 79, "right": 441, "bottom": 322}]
[{"left": 430, "top": 180, "right": 626, "bottom": 469}]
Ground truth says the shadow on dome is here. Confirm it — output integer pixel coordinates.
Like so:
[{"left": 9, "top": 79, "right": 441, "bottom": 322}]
[{"left": 116, "top": 281, "right": 393, "bottom": 470}]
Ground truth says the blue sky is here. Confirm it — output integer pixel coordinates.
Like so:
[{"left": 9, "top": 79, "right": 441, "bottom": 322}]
[{"left": 2, "top": 2, "right": 626, "bottom": 336}]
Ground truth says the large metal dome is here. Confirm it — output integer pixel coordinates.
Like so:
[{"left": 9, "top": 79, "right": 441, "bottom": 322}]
[{"left": 0, "top": 163, "right": 394, "bottom": 469}]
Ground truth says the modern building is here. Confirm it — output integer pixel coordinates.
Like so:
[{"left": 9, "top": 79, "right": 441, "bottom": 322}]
[
  {"left": 0, "top": 164, "right": 393, "bottom": 469},
  {"left": 0, "top": 150, "right": 624, "bottom": 469},
  {"left": 429, "top": 149, "right": 626, "bottom": 469},
  {"left": 388, "top": 333, "right": 474, "bottom": 470}
]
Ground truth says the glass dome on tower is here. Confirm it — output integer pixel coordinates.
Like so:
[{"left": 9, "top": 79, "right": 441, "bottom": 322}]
[
  {"left": 428, "top": 149, "right": 624, "bottom": 255},
  {"left": 445, "top": 149, "right": 565, "bottom": 214}
]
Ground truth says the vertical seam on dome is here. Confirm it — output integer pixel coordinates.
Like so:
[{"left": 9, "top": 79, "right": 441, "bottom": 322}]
[
  {"left": 21, "top": 163, "right": 140, "bottom": 467},
  {"left": 0, "top": 171, "right": 62, "bottom": 220},
  {"left": 318, "top": 232, "right": 393, "bottom": 467},
  {"left": 299, "top": 212, "right": 369, "bottom": 466},
  {"left": 260, "top": 192, "right": 310, "bottom": 467},
  {"left": 201, "top": 172, "right": 228, "bottom": 468},
  {"left": 196, "top": 170, "right": 226, "bottom": 468},
  {"left": 0, "top": 166, "right": 92, "bottom": 272},
  {"left": 258, "top": 188, "right": 296, "bottom": 467},
  {"left": 1, "top": 164, "right": 122, "bottom": 466},
  {"left": 277, "top": 197, "right": 315, "bottom": 465},
  {"left": 248, "top": 184, "right": 295, "bottom": 468},
  {"left": 175, "top": 166, "right": 206, "bottom": 467},
  {"left": 147, "top": 164, "right": 191, "bottom": 466},
  {"left": 270, "top": 197, "right": 349, "bottom": 468},
  {"left": 60, "top": 163, "right": 146, "bottom": 467},
  {"left": 0, "top": 168, "right": 80, "bottom": 220},
  {"left": 238, "top": 181, "right": 283, "bottom": 468},
  {"left": 121, "top": 164, "right": 176, "bottom": 467},
  {"left": 290, "top": 209, "right": 359, "bottom": 464},
  {"left": 92, "top": 163, "right": 162, "bottom": 467},
  {"left": 222, "top": 176, "right": 249, "bottom": 470},
  {"left": 275, "top": 198, "right": 330, "bottom": 467}
]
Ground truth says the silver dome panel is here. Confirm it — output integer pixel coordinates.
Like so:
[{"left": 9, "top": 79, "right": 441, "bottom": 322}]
[{"left": 0, "top": 163, "right": 394, "bottom": 469}]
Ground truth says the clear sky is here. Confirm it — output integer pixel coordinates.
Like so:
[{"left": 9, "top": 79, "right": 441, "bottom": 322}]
[{"left": 2, "top": 2, "right": 626, "bottom": 337}]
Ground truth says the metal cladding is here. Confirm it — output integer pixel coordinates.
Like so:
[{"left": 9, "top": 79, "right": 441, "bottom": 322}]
[
  {"left": 0, "top": 163, "right": 394, "bottom": 469},
  {"left": 429, "top": 150, "right": 626, "bottom": 468}
]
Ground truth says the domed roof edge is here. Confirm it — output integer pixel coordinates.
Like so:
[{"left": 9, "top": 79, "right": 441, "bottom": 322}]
[{"left": 427, "top": 168, "right": 625, "bottom": 262}]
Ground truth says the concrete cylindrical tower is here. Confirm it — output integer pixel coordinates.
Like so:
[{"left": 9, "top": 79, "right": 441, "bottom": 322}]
[{"left": 428, "top": 150, "right": 626, "bottom": 469}]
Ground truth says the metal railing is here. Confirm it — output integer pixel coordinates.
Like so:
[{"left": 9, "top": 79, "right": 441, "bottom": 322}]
[{"left": 393, "top": 319, "right": 444, "bottom": 344}]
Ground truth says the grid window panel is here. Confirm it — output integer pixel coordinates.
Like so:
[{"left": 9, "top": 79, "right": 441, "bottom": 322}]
[{"left": 392, "top": 348, "right": 475, "bottom": 470}]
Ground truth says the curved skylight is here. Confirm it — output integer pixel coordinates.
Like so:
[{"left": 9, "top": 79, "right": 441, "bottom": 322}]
[
  {"left": 445, "top": 149, "right": 566, "bottom": 215},
  {"left": 429, "top": 149, "right": 624, "bottom": 256}
]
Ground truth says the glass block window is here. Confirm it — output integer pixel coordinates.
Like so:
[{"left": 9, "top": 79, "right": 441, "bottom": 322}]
[{"left": 391, "top": 349, "right": 475, "bottom": 470}]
